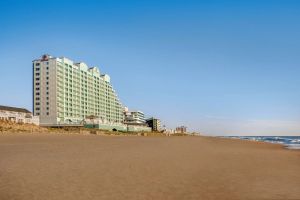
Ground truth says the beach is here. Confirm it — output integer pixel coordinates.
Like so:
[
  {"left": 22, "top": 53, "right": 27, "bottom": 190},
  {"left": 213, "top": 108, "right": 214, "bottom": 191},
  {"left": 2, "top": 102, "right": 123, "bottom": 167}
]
[{"left": 0, "top": 134, "right": 300, "bottom": 200}]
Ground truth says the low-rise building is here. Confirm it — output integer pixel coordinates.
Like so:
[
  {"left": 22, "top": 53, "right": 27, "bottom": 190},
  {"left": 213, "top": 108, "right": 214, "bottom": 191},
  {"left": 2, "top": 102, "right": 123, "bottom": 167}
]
[
  {"left": 84, "top": 116, "right": 151, "bottom": 132},
  {"left": 176, "top": 126, "right": 187, "bottom": 133},
  {"left": 124, "top": 110, "right": 146, "bottom": 124},
  {"left": 0, "top": 105, "right": 39, "bottom": 125},
  {"left": 122, "top": 109, "right": 151, "bottom": 132},
  {"left": 146, "top": 117, "right": 161, "bottom": 132}
]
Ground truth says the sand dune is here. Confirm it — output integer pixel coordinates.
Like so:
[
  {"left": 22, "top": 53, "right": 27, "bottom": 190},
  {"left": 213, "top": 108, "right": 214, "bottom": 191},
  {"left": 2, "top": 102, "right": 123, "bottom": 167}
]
[{"left": 0, "top": 134, "right": 300, "bottom": 200}]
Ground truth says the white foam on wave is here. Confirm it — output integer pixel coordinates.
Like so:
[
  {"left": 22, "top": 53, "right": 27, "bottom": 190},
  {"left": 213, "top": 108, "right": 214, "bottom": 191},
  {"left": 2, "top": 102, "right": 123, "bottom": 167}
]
[
  {"left": 285, "top": 144, "right": 300, "bottom": 150},
  {"left": 291, "top": 139, "right": 300, "bottom": 143}
]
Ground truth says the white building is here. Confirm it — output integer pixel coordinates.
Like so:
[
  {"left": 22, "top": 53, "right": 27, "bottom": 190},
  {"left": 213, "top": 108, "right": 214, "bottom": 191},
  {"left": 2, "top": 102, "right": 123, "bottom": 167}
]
[
  {"left": 33, "top": 54, "right": 124, "bottom": 126},
  {"left": 124, "top": 110, "right": 146, "bottom": 124},
  {"left": 0, "top": 105, "right": 39, "bottom": 125}
]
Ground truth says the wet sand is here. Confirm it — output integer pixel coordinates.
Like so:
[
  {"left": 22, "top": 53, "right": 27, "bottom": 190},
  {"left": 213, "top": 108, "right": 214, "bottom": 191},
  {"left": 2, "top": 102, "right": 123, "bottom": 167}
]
[{"left": 0, "top": 134, "right": 300, "bottom": 200}]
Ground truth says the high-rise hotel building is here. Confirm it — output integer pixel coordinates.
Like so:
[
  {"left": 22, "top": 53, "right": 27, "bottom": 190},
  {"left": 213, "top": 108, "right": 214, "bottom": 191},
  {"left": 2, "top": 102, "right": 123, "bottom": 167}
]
[{"left": 33, "top": 54, "right": 124, "bottom": 126}]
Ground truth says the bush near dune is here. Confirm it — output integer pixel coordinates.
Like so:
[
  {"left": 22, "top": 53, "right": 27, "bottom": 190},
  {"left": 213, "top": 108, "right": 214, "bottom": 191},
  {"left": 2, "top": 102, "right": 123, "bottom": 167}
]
[
  {"left": 0, "top": 120, "right": 47, "bottom": 133},
  {"left": 0, "top": 120, "right": 195, "bottom": 136}
]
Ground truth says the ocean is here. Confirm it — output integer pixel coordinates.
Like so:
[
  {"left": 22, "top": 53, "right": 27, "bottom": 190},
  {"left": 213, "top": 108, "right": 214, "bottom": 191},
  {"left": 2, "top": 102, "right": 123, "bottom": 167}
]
[{"left": 225, "top": 136, "right": 300, "bottom": 150}]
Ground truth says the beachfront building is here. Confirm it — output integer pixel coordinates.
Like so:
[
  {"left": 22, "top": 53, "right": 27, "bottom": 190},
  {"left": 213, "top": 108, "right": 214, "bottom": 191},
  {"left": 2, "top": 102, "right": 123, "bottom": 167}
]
[
  {"left": 33, "top": 54, "right": 124, "bottom": 126},
  {"left": 0, "top": 105, "right": 39, "bottom": 125},
  {"left": 146, "top": 117, "right": 161, "bottom": 132},
  {"left": 176, "top": 126, "right": 187, "bottom": 133},
  {"left": 124, "top": 110, "right": 146, "bottom": 124},
  {"left": 123, "top": 108, "right": 151, "bottom": 132}
]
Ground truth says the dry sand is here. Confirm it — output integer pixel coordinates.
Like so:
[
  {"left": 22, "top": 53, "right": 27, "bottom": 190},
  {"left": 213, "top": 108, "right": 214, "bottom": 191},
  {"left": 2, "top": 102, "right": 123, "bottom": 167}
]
[{"left": 0, "top": 134, "right": 300, "bottom": 200}]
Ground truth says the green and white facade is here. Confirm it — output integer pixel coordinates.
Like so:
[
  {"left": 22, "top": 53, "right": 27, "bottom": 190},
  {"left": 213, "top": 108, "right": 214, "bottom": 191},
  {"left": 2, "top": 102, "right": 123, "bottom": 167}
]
[{"left": 33, "top": 55, "right": 124, "bottom": 126}]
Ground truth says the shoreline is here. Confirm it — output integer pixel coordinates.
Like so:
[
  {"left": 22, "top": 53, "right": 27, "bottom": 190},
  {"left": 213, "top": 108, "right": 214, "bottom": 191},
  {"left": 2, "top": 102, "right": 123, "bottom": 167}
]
[{"left": 1, "top": 131, "right": 299, "bottom": 150}]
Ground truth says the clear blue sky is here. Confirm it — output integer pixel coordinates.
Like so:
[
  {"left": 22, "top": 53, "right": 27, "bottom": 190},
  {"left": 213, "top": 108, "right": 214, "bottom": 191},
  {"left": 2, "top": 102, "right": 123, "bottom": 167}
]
[{"left": 0, "top": 0, "right": 299, "bottom": 135}]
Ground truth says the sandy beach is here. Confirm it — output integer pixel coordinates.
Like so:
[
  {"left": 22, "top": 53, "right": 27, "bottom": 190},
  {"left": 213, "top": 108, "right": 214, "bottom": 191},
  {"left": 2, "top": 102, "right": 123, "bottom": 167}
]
[{"left": 0, "top": 134, "right": 300, "bottom": 200}]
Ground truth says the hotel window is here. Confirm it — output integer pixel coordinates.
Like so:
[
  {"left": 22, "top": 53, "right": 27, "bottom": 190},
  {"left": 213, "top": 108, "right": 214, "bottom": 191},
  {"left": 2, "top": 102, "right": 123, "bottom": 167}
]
[
  {"left": 46, "top": 92, "right": 49, "bottom": 95},
  {"left": 46, "top": 112, "right": 49, "bottom": 115},
  {"left": 36, "top": 97, "right": 40, "bottom": 100},
  {"left": 46, "top": 72, "right": 49, "bottom": 75},
  {"left": 36, "top": 78, "right": 40, "bottom": 81},
  {"left": 36, "top": 63, "right": 40, "bottom": 66},
  {"left": 36, "top": 92, "right": 40, "bottom": 95},
  {"left": 36, "top": 68, "right": 40, "bottom": 71},
  {"left": 46, "top": 77, "right": 49, "bottom": 80},
  {"left": 36, "top": 73, "right": 40, "bottom": 76},
  {"left": 36, "top": 108, "right": 40, "bottom": 111},
  {"left": 36, "top": 83, "right": 40, "bottom": 86}
]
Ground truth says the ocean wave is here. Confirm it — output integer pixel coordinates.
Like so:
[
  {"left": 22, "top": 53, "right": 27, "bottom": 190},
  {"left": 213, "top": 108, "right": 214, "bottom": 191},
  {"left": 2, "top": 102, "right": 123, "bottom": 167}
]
[{"left": 225, "top": 136, "right": 300, "bottom": 150}]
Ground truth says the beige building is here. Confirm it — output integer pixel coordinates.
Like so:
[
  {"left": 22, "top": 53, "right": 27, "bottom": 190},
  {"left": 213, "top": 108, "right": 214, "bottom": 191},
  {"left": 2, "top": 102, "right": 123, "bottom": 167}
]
[
  {"left": 176, "top": 126, "right": 187, "bottom": 133},
  {"left": 33, "top": 54, "right": 124, "bottom": 126},
  {"left": 146, "top": 117, "right": 161, "bottom": 132},
  {"left": 0, "top": 105, "right": 39, "bottom": 125}
]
